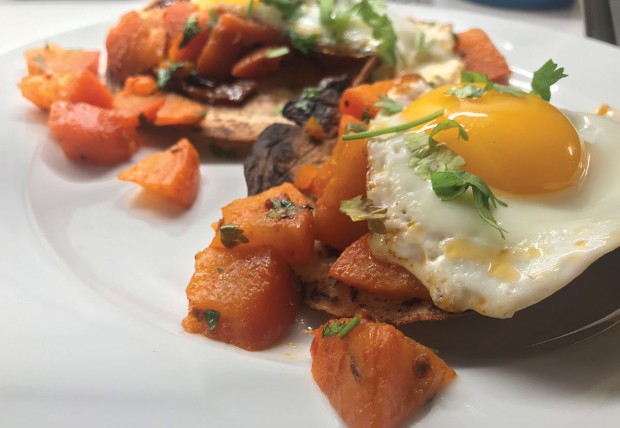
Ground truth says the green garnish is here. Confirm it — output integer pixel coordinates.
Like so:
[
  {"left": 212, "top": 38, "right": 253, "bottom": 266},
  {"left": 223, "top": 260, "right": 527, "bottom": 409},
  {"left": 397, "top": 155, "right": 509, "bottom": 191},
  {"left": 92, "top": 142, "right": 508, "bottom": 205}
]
[
  {"left": 405, "top": 118, "right": 507, "bottom": 238},
  {"left": 266, "top": 197, "right": 310, "bottom": 219},
  {"left": 350, "top": 0, "right": 397, "bottom": 66},
  {"left": 413, "top": 30, "right": 436, "bottom": 55},
  {"left": 375, "top": 95, "right": 403, "bottom": 116},
  {"left": 265, "top": 46, "right": 290, "bottom": 59},
  {"left": 207, "top": 10, "right": 219, "bottom": 29},
  {"left": 429, "top": 119, "right": 468, "bottom": 142},
  {"left": 204, "top": 310, "right": 220, "bottom": 331},
  {"left": 431, "top": 171, "right": 508, "bottom": 238},
  {"left": 530, "top": 59, "right": 567, "bottom": 102},
  {"left": 342, "top": 109, "right": 443, "bottom": 141},
  {"left": 449, "top": 71, "right": 524, "bottom": 99},
  {"left": 262, "top": 0, "right": 304, "bottom": 22},
  {"left": 319, "top": 0, "right": 352, "bottom": 42},
  {"left": 287, "top": 30, "right": 319, "bottom": 54},
  {"left": 156, "top": 61, "right": 187, "bottom": 90},
  {"left": 216, "top": 267, "right": 224, "bottom": 273},
  {"left": 344, "top": 123, "right": 369, "bottom": 134},
  {"left": 246, "top": 0, "right": 255, "bottom": 17},
  {"left": 322, "top": 315, "right": 361, "bottom": 338},
  {"left": 340, "top": 195, "right": 387, "bottom": 234},
  {"left": 301, "top": 86, "right": 320, "bottom": 100},
  {"left": 445, "top": 84, "right": 485, "bottom": 99},
  {"left": 218, "top": 223, "right": 249, "bottom": 248},
  {"left": 180, "top": 15, "right": 201, "bottom": 49}
]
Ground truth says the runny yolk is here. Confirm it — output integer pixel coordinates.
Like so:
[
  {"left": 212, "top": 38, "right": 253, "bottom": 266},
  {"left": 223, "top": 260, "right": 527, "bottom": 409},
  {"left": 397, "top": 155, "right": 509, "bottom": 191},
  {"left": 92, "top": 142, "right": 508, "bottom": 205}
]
[{"left": 402, "top": 83, "right": 587, "bottom": 195}]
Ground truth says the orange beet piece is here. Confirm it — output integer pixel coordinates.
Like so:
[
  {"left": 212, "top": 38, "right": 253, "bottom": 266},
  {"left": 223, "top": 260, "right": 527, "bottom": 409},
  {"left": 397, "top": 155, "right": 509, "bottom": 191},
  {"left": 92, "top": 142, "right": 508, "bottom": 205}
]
[
  {"left": 456, "top": 29, "right": 511, "bottom": 84},
  {"left": 313, "top": 116, "right": 368, "bottom": 250},
  {"left": 19, "top": 70, "right": 114, "bottom": 110},
  {"left": 25, "top": 44, "right": 100, "bottom": 76},
  {"left": 231, "top": 46, "right": 287, "bottom": 79},
  {"left": 330, "top": 234, "right": 432, "bottom": 300},
  {"left": 118, "top": 138, "right": 200, "bottom": 208},
  {"left": 182, "top": 246, "right": 300, "bottom": 351},
  {"left": 123, "top": 75, "right": 158, "bottom": 96},
  {"left": 293, "top": 164, "right": 319, "bottom": 192},
  {"left": 106, "top": 10, "right": 166, "bottom": 81},
  {"left": 48, "top": 101, "right": 139, "bottom": 165},
  {"left": 154, "top": 93, "right": 207, "bottom": 126},
  {"left": 211, "top": 182, "right": 315, "bottom": 266},
  {"left": 196, "top": 13, "right": 281, "bottom": 79},
  {"left": 339, "top": 79, "right": 395, "bottom": 120},
  {"left": 311, "top": 318, "right": 456, "bottom": 428},
  {"left": 311, "top": 114, "right": 362, "bottom": 199},
  {"left": 113, "top": 92, "right": 165, "bottom": 122}
]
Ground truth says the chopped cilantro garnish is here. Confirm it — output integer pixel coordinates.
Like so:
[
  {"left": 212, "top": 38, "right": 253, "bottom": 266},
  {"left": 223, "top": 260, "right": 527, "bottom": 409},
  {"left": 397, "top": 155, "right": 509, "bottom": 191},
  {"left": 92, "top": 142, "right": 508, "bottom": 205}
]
[
  {"left": 287, "top": 30, "right": 319, "bottom": 54},
  {"left": 375, "top": 95, "right": 403, "bottom": 116},
  {"left": 218, "top": 223, "right": 249, "bottom": 248},
  {"left": 530, "top": 59, "right": 567, "bottom": 101},
  {"left": 340, "top": 195, "right": 387, "bottom": 234},
  {"left": 204, "top": 310, "right": 220, "bottom": 331},
  {"left": 445, "top": 84, "right": 485, "bottom": 99},
  {"left": 156, "top": 61, "right": 187, "bottom": 90},
  {"left": 431, "top": 171, "right": 508, "bottom": 238},
  {"left": 180, "top": 15, "right": 201, "bottom": 49},
  {"left": 350, "top": 0, "right": 397, "bottom": 66},
  {"left": 344, "top": 123, "right": 369, "bottom": 134},
  {"left": 265, "top": 196, "right": 310, "bottom": 219},
  {"left": 207, "top": 10, "right": 219, "bottom": 30},
  {"left": 322, "top": 315, "right": 362, "bottom": 338}
]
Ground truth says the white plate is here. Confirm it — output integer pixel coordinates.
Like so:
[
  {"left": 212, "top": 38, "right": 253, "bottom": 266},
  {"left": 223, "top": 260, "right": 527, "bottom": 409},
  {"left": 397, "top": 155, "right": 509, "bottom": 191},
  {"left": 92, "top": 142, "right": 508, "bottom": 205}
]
[{"left": 2, "top": 4, "right": 620, "bottom": 427}]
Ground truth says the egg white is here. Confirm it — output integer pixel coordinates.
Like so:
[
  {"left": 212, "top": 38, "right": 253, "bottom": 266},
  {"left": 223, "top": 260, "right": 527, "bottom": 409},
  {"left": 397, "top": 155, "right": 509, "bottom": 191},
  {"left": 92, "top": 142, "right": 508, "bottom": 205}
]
[{"left": 367, "top": 111, "right": 620, "bottom": 318}]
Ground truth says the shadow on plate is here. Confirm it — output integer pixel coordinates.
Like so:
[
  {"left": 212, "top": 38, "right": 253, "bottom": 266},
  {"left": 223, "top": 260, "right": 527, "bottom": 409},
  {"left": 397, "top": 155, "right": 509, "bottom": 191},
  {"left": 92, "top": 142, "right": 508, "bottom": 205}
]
[{"left": 400, "top": 248, "right": 620, "bottom": 367}]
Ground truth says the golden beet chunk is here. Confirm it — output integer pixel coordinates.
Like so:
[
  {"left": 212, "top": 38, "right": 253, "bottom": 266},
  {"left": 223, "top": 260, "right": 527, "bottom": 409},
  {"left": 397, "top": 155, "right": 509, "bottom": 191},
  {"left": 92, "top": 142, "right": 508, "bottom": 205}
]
[
  {"left": 330, "top": 234, "right": 432, "bottom": 300},
  {"left": 211, "top": 182, "right": 315, "bottom": 266},
  {"left": 118, "top": 138, "right": 200, "bottom": 208},
  {"left": 311, "top": 318, "right": 456, "bottom": 428},
  {"left": 313, "top": 115, "right": 369, "bottom": 250},
  {"left": 183, "top": 246, "right": 300, "bottom": 351}
]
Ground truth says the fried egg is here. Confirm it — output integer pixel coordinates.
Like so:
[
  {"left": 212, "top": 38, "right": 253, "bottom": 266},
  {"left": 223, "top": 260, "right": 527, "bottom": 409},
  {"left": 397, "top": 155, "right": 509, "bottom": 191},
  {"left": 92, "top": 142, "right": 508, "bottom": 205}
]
[{"left": 367, "top": 84, "right": 620, "bottom": 318}]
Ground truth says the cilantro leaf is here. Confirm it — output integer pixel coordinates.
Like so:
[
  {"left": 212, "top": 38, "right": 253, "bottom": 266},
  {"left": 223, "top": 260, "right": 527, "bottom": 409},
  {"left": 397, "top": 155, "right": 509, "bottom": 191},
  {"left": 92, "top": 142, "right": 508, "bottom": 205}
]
[
  {"left": 204, "top": 310, "right": 220, "bottom": 331},
  {"left": 350, "top": 0, "right": 397, "bottom": 66},
  {"left": 156, "top": 61, "right": 187, "bottom": 89},
  {"left": 446, "top": 84, "right": 485, "bottom": 99},
  {"left": 180, "top": 15, "right": 201, "bottom": 49},
  {"left": 344, "top": 123, "right": 369, "bottom": 134},
  {"left": 265, "top": 196, "right": 310, "bottom": 219},
  {"left": 460, "top": 71, "right": 490, "bottom": 84},
  {"left": 218, "top": 223, "right": 249, "bottom": 248},
  {"left": 530, "top": 59, "right": 567, "bottom": 101},
  {"left": 406, "top": 132, "right": 465, "bottom": 179},
  {"left": 287, "top": 30, "right": 319, "bottom": 54},
  {"left": 319, "top": 0, "right": 352, "bottom": 42},
  {"left": 493, "top": 83, "right": 524, "bottom": 97},
  {"left": 429, "top": 119, "right": 468, "bottom": 142},
  {"left": 431, "top": 171, "right": 508, "bottom": 238},
  {"left": 340, "top": 195, "right": 387, "bottom": 234},
  {"left": 375, "top": 95, "right": 403, "bottom": 116},
  {"left": 322, "top": 315, "right": 361, "bottom": 338},
  {"left": 207, "top": 10, "right": 219, "bottom": 30}
]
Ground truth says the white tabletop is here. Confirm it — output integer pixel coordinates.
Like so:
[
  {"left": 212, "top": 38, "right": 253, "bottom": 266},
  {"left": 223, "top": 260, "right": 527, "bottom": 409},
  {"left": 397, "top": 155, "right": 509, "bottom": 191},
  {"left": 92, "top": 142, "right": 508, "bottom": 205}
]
[{"left": 0, "top": 0, "right": 584, "bottom": 55}]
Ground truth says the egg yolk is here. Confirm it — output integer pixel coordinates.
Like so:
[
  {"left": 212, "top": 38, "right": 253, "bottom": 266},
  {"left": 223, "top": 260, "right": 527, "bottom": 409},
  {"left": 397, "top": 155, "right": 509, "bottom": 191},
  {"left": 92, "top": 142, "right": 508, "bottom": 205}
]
[{"left": 402, "top": 83, "right": 586, "bottom": 195}]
